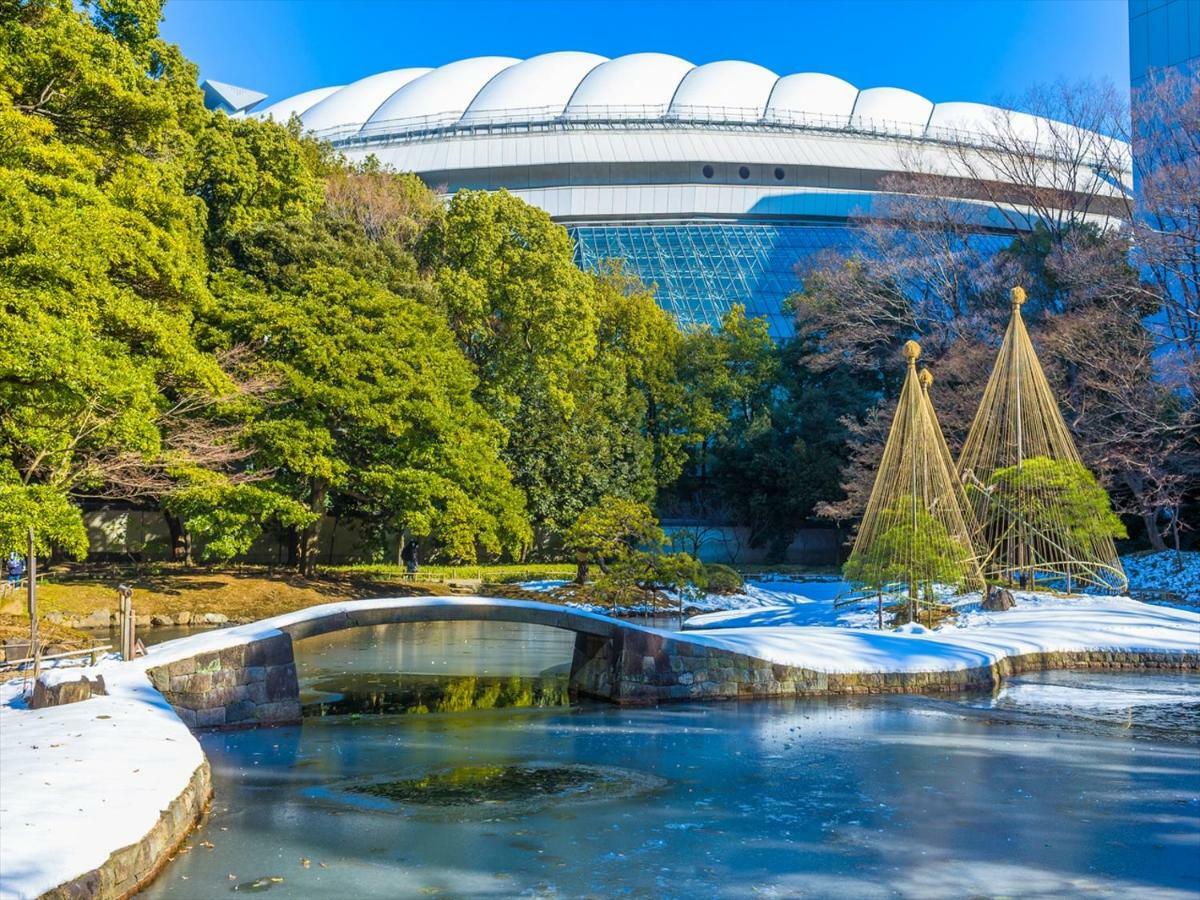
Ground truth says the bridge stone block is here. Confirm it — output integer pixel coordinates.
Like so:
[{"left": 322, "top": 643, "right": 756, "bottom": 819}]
[{"left": 148, "top": 632, "right": 302, "bottom": 729}]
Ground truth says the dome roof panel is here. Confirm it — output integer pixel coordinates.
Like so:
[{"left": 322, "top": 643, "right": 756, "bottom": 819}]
[
  {"left": 250, "top": 86, "right": 343, "bottom": 123},
  {"left": 461, "top": 51, "right": 609, "bottom": 123},
  {"left": 669, "top": 60, "right": 779, "bottom": 120},
  {"left": 564, "top": 53, "right": 694, "bottom": 118},
  {"left": 765, "top": 72, "right": 858, "bottom": 125},
  {"left": 929, "top": 102, "right": 1049, "bottom": 146},
  {"left": 927, "top": 101, "right": 998, "bottom": 134},
  {"left": 851, "top": 87, "right": 934, "bottom": 135},
  {"left": 300, "top": 68, "right": 432, "bottom": 133},
  {"left": 366, "top": 56, "right": 521, "bottom": 128}
]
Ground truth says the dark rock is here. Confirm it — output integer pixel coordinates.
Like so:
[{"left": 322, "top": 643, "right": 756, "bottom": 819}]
[
  {"left": 244, "top": 634, "right": 293, "bottom": 668},
  {"left": 225, "top": 699, "right": 259, "bottom": 723},
  {"left": 2, "top": 639, "right": 31, "bottom": 662},
  {"left": 982, "top": 587, "right": 1016, "bottom": 611},
  {"left": 30, "top": 674, "right": 107, "bottom": 708}
]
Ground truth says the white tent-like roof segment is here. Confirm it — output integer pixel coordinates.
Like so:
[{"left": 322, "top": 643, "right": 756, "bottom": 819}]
[{"left": 241, "top": 51, "right": 1103, "bottom": 153}]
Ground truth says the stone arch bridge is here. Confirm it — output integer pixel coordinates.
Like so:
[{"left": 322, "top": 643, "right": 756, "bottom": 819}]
[
  {"left": 132, "top": 596, "right": 1192, "bottom": 730},
  {"left": 144, "top": 597, "right": 818, "bottom": 728}
]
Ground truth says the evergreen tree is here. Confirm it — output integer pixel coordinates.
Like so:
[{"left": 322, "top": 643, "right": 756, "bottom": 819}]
[{"left": 985, "top": 456, "right": 1127, "bottom": 589}]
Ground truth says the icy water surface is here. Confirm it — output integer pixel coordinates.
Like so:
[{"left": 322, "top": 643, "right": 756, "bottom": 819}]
[{"left": 142, "top": 624, "right": 1200, "bottom": 899}]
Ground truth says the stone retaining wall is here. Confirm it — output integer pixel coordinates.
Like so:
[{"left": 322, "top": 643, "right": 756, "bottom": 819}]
[
  {"left": 43, "top": 609, "right": 234, "bottom": 630},
  {"left": 39, "top": 761, "right": 211, "bottom": 900},
  {"left": 144, "top": 633, "right": 301, "bottom": 727},
  {"left": 606, "top": 629, "right": 1199, "bottom": 703}
]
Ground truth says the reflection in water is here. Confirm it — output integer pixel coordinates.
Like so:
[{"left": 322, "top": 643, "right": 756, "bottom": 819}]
[
  {"left": 142, "top": 622, "right": 1200, "bottom": 899},
  {"left": 303, "top": 672, "right": 571, "bottom": 715},
  {"left": 295, "top": 620, "right": 576, "bottom": 715},
  {"left": 325, "top": 762, "right": 667, "bottom": 818},
  {"left": 969, "top": 669, "right": 1200, "bottom": 740}
]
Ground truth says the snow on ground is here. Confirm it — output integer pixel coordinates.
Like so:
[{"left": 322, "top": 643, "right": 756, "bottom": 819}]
[
  {"left": 1, "top": 592, "right": 1197, "bottom": 898},
  {"left": 1121, "top": 551, "right": 1200, "bottom": 605},
  {"left": 682, "top": 591, "right": 1200, "bottom": 674},
  {"left": 519, "top": 576, "right": 857, "bottom": 617},
  {"left": 0, "top": 666, "right": 203, "bottom": 900}
]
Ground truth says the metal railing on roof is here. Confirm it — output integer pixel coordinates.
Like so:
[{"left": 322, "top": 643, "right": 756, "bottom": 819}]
[{"left": 306, "top": 103, "right": 1127, "bottom": 171}]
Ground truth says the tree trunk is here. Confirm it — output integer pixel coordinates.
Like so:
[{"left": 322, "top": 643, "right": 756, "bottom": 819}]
[
  {"left": 1142, "top": 510, "right": 1167, "bottom": 552},
  {"left": 285, "top": 526, "right": 299, "bottom": 568},
  {"left": 326, "top": 515, "right": 339, "bottom": 566},
  {"left": 575, "top": 558, "right": 589, "bottom": 585},
  {"left": 300, "top": 478, "right": 328, "bottom": 578},
  {"left": 164, "top": 512, "right": 191, "bottom": 564}
]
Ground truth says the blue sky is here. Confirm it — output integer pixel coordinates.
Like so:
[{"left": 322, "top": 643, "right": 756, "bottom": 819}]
[{"left": 161, "top": 0, "right": 1131, "bottom": 108}]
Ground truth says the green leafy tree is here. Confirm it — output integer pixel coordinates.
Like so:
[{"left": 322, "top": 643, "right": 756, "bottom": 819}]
[
  {"left": 564, "top": 496, "right": 708, "bottom": 611},
  {"left": 0, "top": 0, "right": 247, "bottom": 557},
  {"left": 161, "top": 469, "right": 312, "bottom": 562},
  {"left": 0, "top": 464, "right": 88, "bottom": 558},
  {"left": 844, "top": 495, "right": 977, "bottom": 622},
  {"left": 563, "top": 497, "right": 665, "bottom": 584},
  {"left": 984, "top": 456, "right": 1128, "bottom": 583},
  {"left": 423, "top": 191, "right": 692, "bottom": 541},
  {"left": 207, "top": 265, "right": 530, "bottom": 572}
]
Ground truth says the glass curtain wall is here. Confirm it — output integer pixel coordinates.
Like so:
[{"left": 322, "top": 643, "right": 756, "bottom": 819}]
[{"left": 573, "top": 223, "right": 1010, "bottom": 338}]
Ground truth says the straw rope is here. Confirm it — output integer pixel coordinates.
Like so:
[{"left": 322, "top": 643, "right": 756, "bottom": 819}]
[
  {"left": 844, "top": 341, "right": 985, "bottom": 622},
  {"left": 956, "top": 288, "right": 1127, "bottom": 593}
]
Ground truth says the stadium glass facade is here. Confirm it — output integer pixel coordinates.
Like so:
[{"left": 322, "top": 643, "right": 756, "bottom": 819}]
[
  {"left": 572, "top": 223, "right": 1014, "bottom": 338},
  {"left": 571, "top": 222, "right": 863, "bottom": 337}
]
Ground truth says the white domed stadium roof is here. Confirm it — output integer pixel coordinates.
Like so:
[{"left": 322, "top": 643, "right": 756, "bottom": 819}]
[
  {"left": 668, "top": 60, "right": 779, "bottom": 121},
  {"left": 299, "top": 67, "right": 432, "bottom": 133},
  {"left": 765, "top": 72, "right": 858, "bottom": 126},
  {"left": 366, "top": 56, "right": 520, "bottom": 127},
  {"left": 239, "top": 51, "right": 1129, "bottom": 209},
  {"left": 564, "top": 53, "right": 694, "bottom": 118},
  {"left": 244, "top": 51, "right": 1054, "bottom": 149},
  {"left": 460, "top": 51, "right": 607, "bottom": 123},
  {"left": 249, "top": 85, "right": 343, "bottom": 123}
]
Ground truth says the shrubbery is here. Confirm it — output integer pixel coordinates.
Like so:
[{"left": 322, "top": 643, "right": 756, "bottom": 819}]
[{"left": 703, "top": 563, "right": 744, "bottom": 594}]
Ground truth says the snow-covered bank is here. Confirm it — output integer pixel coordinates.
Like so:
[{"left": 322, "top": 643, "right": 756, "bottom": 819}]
[
  {"left": 1122, "top": 551, "right": 1200, "bottom": 605},
  {"left": 520, "top": 576, "right": 857, "bottom": 618},
  {"left": 0, "top": 667, "right": 205, "bottom": 899},
  {"left": 683, "top": 592, "right": 1200, "bottom": 674}
]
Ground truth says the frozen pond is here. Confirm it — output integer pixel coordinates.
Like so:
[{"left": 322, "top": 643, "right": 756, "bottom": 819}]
[{"left": 142, "top": 623, "right": 1200, "bottom": 899}]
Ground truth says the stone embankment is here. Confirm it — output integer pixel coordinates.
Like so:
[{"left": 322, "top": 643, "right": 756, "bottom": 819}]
[
  {"left": 144, "top": 633, "right": 301, "bottom": 728},
  {"left": 568, "top": 628, "right": 1198, "bottom": 703},
  {"left": 38, "top": 762, "right": 211, "bottom": 900},
  {"left": 41, "top": 609, "right": 233, "bottom": 630}
]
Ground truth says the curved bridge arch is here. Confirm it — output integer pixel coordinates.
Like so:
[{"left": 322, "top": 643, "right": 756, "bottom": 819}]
[
  {"left": 140, "top": 596, "right": 1198, "bottom": 731},
  {"left": 147, "top": 597, "right": 789, "bottom": 725},
  {"left": 275, "top": 597, "right": 624, "bottom": 643}
]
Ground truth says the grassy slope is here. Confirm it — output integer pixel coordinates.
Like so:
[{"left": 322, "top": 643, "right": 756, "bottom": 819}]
[{"left": 0, "top": 568, "right": 453, "bottom": 621}]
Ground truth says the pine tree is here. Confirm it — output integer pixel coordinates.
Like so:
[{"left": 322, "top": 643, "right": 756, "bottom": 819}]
[
  {"left": 958, "top": 288, "right": 1127, "bottom": 592},
  {"left": 843, "top": 342, "right": 983, "bottom": 625}
]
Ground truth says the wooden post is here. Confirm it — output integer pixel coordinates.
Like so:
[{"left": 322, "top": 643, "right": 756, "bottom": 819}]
[
  {"left": 27, "top": 528, "right": 38, "bottom": 679},
  {"left": 117, "top": 584, "right": 134, "bottom": 661}
]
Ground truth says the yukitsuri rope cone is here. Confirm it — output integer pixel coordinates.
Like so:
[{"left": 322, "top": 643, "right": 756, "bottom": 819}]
[
  {"left": 844, "top": 341, "right": 985, "bottom": 627},
  {"left": 919, "top": 367, "right": 959, "bottom": 486},
  {"left": 957, "top": 287, "right": 1127, "bottom": 593}
]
